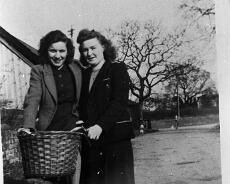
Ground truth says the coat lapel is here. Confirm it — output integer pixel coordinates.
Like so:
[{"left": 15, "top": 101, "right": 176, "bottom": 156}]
[
  {"left": 43, "top": 64, "right": 57, "bottom": 103},
  {"left": 68, "top": 62, "right": 82, "bottom": 101},
  {"left": 89, "top": 61, "right": 111, "bottom": 97}
]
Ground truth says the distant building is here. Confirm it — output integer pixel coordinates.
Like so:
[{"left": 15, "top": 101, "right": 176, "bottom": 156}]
[{"left": 0, "top": 26, "right": 39, "bottom": 109}]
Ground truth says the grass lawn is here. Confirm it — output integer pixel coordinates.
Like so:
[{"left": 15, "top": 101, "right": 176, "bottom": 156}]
[{"left": 149, "top": 114, "right": 219, "bottom": 129}]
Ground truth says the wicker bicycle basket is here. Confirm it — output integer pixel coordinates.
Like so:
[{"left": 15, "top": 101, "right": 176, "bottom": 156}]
[{"left": 17, "top": 131, "right": 82, "bottom": 178}]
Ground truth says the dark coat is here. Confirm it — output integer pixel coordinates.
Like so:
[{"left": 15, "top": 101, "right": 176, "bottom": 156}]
[
  {"left": 79, "top": 61, "right": 135, "bottom": 184},
  {"left": 79, "top": 61, "right": 135, "bottom": 144},
  {"left": 23, "top": 60, "right": 82, "bottom": 131}
]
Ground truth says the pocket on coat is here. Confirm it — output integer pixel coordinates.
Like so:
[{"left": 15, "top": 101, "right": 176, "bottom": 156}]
[{"left": 106, "top": 122, "right": 135, "bottom": 143}]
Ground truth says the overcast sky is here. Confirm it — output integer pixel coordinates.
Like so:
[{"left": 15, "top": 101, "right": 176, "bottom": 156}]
[
  {"left": 0, "top": 0, "right": 181, "bottom": 47},
  {"left": 0, "top": 0, "right": 217, "bottom": 81}
]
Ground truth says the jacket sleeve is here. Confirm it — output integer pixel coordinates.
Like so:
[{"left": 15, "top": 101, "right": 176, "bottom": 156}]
[
  {"left": 23, "top": 66, "right": 42, "bottom": 130},
  {"left": 97, "top": 62, "right": 130, "bottom": 133}
]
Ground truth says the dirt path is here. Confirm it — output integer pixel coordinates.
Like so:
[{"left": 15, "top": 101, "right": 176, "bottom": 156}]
[{"left": 132, "top": 126, "right": 221, "bottom": 184}]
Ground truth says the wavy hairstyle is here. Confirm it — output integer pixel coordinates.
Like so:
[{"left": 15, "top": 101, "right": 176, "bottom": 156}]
[
  {"left": 38, "top": 30, "right": 75, "bottom": 64},
  {"left": 76, "top": 29, "right": 116, "bottom": 65}
]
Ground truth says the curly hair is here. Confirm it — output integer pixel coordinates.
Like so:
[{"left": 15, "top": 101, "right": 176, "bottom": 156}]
[
  {"left": 38, "top": 30, "right": 75, "bottom": 64},
  {"left": 76, "top": 29, "right": 116, "bottom": 65}
]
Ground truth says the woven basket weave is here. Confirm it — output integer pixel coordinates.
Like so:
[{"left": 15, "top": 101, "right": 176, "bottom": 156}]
[{"left": 17, "top": 131, "right": 82, "bottom": 178}]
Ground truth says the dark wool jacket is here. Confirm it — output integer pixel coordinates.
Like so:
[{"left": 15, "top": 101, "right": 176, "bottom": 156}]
[
  {"left": 79, "top": 61, "right": 135, "bottom": 144},
  {"left": 23, "top": 60, "right": 82, "bottom": 131}
]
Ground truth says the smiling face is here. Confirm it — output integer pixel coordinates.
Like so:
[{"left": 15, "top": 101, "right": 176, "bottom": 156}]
[
  {"left": 48, "top": 41, "right": 67, "bottom": 67},
  {"left": 81, "top": 38, "right": 105, "bottom": 67}
]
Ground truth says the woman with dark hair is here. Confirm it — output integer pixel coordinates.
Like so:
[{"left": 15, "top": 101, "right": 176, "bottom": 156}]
[
  {"left": 76, "top": 29, "right": 135, "bottom": 184},
  {"left": 19, "top": 30, "right": 82, "bottom": 184}
]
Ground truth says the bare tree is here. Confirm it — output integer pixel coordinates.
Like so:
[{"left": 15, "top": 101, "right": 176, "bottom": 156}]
[
  {"left": 180, "top": 0, "right": 215, "bottom": 17},
  {"left": 166, "top": 63, "right": 211, "bottom": 107},
  {"left": 113, "top": 20, "right": 186, "bottom": 120},
  {"left": 175, "top": 0, "right": 216, "bottom": 109},
  {"left": 179, "top": 0, "right": 215, "bottom": 38}
]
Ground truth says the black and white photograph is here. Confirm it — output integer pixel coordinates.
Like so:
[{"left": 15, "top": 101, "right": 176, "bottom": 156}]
[{"left": 0, "top": 0, "right": 228, "bottom": 183}]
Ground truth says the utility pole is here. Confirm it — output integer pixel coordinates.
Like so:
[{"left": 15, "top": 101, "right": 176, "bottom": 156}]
[
  {"left": 68, "top": 26, "right": 75, "bottom": 39},
  {"left": 175, "top": 65, "right": 182, "bottom": 119},
  {"left": 177, "top": 78, "right": 180, "bottom": 118}
]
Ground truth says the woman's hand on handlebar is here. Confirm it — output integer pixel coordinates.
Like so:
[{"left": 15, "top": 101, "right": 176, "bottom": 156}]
[
  {"left": 70, "top": 126, "right": 83, "bottom": 132},
  {"left": 17, "top": 128, "right": 33, "bottom": 135},
  {"left": 70, "top": 120, "right": 86, "bottom": 132}
]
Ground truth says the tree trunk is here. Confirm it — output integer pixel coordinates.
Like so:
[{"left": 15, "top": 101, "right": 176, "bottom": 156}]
[
  {"left": 139, "top": 102, "right": 144, "bottom": 122},
  {"left": 138, "top": 102, "right": 152, "bottom": 129}
]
